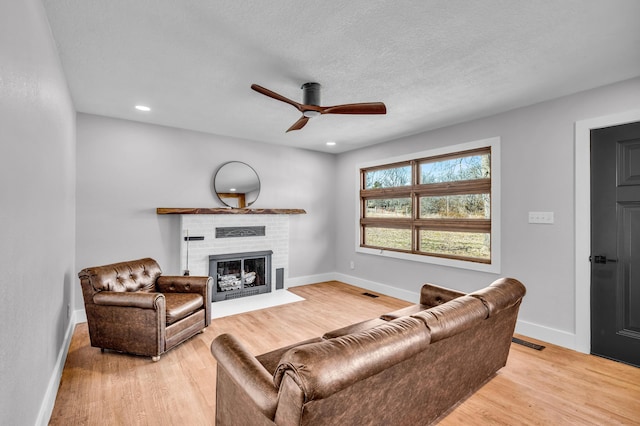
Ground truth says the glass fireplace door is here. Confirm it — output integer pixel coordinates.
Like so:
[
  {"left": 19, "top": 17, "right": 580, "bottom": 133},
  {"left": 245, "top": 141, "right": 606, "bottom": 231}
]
[{"left": 209, "top": 250, "right": 272, "bottom": 301}]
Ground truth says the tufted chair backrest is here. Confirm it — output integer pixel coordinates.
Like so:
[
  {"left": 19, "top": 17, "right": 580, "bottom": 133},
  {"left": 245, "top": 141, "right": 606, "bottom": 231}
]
[{"left": 79, "top": 258, "right": 162, "bottom": 293}]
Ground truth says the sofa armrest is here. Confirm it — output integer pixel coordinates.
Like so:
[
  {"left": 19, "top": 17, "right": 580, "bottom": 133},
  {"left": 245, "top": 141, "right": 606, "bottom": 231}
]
[
  {"left": 420, "top": 283, "right": 466, "bottom": 307},
  {"left": 256, "top": 337, "right": 324, "bottom": 375},
  {"left": 93, "top": 291, "right": 164, "bottom": 309},
  {"left": 469, "top": 277, "right": 526, "bottom": 316},
  {"left": 211, "top": 333, "right": 278, "bottom": 420},
  {"left": 157, "top": 275, "right": 211, "bottom": 294}
]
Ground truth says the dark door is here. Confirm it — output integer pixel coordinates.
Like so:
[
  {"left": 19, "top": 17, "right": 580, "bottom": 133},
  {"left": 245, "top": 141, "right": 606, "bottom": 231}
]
[{"left": 591, "top": 121, "right": 640, "bottom": 367}]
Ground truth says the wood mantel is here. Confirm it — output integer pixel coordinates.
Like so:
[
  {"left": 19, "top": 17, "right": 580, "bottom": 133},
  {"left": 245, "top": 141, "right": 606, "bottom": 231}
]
[{"left": 156, "top": 207, "right": 306, "bottom": 215}]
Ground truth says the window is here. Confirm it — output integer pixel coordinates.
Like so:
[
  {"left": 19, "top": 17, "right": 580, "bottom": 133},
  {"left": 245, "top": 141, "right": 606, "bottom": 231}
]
[{"left": 357, "top": 138, "right": 500, "bottom": 272}]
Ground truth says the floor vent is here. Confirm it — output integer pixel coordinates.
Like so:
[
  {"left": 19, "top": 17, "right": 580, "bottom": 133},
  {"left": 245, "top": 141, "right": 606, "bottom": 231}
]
[
  {"left": 512, "top": 337, "right": 545, "bottom": 351},
  {"left": 362, "top": 292, "right": 379, "bottom": 298}
]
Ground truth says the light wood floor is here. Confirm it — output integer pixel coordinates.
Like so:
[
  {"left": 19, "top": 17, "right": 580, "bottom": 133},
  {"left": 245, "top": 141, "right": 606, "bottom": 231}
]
[{"left": 49, "top": 281, "right": 640, "bottom": 425}]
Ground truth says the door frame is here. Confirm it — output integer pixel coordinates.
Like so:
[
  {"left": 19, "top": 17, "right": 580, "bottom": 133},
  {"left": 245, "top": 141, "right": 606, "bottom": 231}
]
[{"left": 574, "top": 109, "right": 640, "bottom": 353}]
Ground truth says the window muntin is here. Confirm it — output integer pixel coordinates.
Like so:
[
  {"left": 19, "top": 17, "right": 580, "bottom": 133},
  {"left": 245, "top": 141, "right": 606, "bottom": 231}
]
[{"left": 360, "top": 146, "right": 492, "bottom": 264}]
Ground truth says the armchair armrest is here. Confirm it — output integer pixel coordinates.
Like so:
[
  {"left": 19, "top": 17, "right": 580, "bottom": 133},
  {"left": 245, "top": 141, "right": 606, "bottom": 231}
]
[
  {"left": 157, "top": 275, "right": 211, "bottom": 294},
  {"left": 158, "top": 275, "right": 212, "bottom": 327},
  {"left": 420, "top": 283, "right": 466, "bottom": 307},
  {"left": 211, "top": 333, "right": 278, "bottom": 419},
  {"left": 93, "top": 291, "right": 164, "bottom": 309}
]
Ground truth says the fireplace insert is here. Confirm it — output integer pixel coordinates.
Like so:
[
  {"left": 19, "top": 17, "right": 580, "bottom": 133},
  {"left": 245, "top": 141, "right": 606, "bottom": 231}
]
[{"left": 209, "top": 250, "right": 272, "bottom": 302}]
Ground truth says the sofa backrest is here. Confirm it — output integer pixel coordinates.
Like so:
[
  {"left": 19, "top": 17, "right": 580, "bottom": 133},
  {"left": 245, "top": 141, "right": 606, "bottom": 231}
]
[
  {"left": 411, "top": 295, "right": 488, "bottom": 343},
  {"left": 274, "top": 317, "right": 431, "bottom": 401},
  {"left": 78, "top": 257, "right": 162, "bottom": 293}
]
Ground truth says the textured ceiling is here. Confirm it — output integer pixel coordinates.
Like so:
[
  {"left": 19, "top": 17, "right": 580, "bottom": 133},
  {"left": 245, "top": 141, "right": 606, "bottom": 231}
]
[{"left": 43, "top": 0, "right": 640, "bottom": 153}]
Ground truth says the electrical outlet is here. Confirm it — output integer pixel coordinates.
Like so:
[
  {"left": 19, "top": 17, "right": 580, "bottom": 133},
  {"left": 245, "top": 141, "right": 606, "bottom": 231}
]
[
  {"left": 66, "top": 304, "right": 71, "bottom": 320},
  {"left": 350, "top": 260, "right": 355, "bottom": 270},
  {"left": 528, "top": 211, "right": 554, "bottom": 224}
]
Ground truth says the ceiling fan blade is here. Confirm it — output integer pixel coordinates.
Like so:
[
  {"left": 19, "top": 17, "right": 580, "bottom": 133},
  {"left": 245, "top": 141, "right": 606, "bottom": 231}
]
[
  {"left": 322, "top": 102, "right": 387, "bottom": 115},
  {"left": 286, "top": 116, "right": 309, "bottom": 132},
  {"left": 251, "top": 84, "right": 302, "bottom": 110}
]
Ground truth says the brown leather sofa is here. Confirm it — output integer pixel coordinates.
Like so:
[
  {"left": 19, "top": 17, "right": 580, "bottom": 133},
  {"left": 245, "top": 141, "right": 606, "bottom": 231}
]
[
  {"left": 210, "top": 277, "right": 526, "bottom": 425},
  {"left": 79, "top": 258, "right": 212, "bottom": 361}
]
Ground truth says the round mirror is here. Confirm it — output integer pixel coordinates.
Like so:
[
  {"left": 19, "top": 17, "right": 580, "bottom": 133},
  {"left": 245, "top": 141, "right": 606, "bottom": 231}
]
[{"left": 213, "top": 162, "right": 260, "bottom": 208}]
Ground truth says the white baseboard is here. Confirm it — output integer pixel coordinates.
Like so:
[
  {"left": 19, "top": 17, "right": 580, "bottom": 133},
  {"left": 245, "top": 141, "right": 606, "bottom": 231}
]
[
  {"left": 514, "top": 319, "right": 583, "bottom": 353},
  {"left": 74, "top": 307, "right": 87, "bottom": 324},
  {"left": 36, "top": 308, "right": 84, "bottom": 426},
  {"left": 285, "top": 272, "right": 338, "bottom": 288},
  {"left": 332, "top": 273, "right": 419, "bottom": 303},
  {"left": 285, "top": 272, "right": 419, "bottom": 303}
]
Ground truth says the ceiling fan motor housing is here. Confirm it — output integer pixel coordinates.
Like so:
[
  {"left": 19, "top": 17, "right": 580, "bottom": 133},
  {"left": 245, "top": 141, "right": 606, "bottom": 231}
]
[
  {"left": 302, "top": 82, "right": 321, "bottom": 106},
  {"left": 250, "top": 81, "right": 386, "bottom": 131}
]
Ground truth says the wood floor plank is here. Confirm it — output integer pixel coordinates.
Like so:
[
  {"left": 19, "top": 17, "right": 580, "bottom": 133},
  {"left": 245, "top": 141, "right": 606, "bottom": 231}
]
[{"left": 49, "top": 281, "right": 640, "bottom": 425}]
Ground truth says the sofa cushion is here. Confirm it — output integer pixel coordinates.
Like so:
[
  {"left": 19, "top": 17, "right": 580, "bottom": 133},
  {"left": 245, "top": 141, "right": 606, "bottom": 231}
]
[
  {"left": 164, "top": 293, "right": 203, "bottom": 325},
  {"left": 380, "top": 304, "right": 430, "bottom": 321},
  {"left": 410, "top": 296, "right": 488, "bottom": 343}
]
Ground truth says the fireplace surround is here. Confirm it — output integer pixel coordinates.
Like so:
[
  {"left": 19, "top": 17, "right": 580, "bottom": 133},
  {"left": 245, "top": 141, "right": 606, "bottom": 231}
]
[
  {"left": 157, "top": 207, "right": 305, "bottom": 302},
  {"left": 209, "top": 250, "right": 272, "bottom": 301}
]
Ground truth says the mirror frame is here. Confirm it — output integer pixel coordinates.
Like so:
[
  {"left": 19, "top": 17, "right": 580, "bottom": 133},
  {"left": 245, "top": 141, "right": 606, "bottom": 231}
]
[{"left": 213, "top": 161, "right": 260, "bottom": 208}]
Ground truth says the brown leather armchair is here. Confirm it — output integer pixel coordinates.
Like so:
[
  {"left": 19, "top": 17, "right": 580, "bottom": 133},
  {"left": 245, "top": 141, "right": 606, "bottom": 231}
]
[{"left": 78, "top": 258, "right": 212, "bottom": 361}]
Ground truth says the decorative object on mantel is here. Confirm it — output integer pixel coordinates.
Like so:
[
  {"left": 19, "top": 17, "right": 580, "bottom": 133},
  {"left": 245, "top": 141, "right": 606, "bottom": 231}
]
[
  {"left": 156, "top": 208, "right": 306, "bottom": 215},
  {"left": 213, "top": 161, "right": 260, "bottom": 208},
  {"left": 184, "top": 229, "right": 190, "bottom": 276}
]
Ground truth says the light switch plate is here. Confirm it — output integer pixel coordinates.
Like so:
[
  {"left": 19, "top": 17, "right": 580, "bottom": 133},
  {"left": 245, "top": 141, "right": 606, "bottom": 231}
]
[{"left": 528, "top": 211, "right": 554, "bottom": 224}]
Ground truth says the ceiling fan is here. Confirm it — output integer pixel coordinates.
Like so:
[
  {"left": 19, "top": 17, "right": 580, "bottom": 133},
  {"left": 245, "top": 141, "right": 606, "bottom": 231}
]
[{"left": 251, "top": 82, "right": 386, "bottom": 132}]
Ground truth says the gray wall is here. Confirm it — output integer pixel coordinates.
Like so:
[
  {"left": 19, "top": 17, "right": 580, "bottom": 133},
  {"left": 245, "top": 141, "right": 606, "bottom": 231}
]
[
  {"left": 75, "top": 113, "right": 336, "bottom": 311},
  {"left": 335, "top": 77, "right": 640, "bottom": 347},
  {"left": 2, "top": 2, "right": 638, "bottom": 422},
  {"left": 0, "top": 0, "right": 76, "bottom": 425}
]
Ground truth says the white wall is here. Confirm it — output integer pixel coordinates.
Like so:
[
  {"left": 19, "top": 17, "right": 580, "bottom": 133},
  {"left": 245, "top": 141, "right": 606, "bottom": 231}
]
[
  {"left": 0, "top": 1, "right": 76, "bottom": 425},
  {"left": 335, "top": 77, "right": 640, "bottom": 350},
  {"left": 75, "top": 114, "right": 336, "bottom": 311}
]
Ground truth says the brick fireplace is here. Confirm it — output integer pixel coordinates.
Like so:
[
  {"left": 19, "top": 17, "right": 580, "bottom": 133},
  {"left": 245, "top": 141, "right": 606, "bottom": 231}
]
[{"left": 179, "top": 214, "right": 290, "bottom": 301}]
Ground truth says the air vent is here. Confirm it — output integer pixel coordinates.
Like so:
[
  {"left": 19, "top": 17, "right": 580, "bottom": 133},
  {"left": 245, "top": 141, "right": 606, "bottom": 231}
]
[{"left": 511, "top": 337, "right": 545, "bottom": 351}]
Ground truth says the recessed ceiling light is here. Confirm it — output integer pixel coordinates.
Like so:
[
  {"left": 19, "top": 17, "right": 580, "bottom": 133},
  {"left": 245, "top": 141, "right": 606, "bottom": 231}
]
[
  {"left": 229, "top": 188, "right": 237, "bottom": 192},
  {"left": 135, "top": 105, "right": 151, "bottom": 112},
  {"left": 326, "top": 141, "right": 336, "bottom": 146}
]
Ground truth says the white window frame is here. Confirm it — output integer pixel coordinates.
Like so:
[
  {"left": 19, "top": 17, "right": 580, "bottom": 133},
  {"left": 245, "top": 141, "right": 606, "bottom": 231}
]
[{"left": 355, "top": 137, "right": 501, "bottom": 273}]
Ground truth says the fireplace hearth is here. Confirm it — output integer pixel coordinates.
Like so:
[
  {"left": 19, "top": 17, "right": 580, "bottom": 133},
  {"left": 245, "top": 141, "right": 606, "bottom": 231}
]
[{"left": 209, "top": 250, "right": 272, "bottom": 302}]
